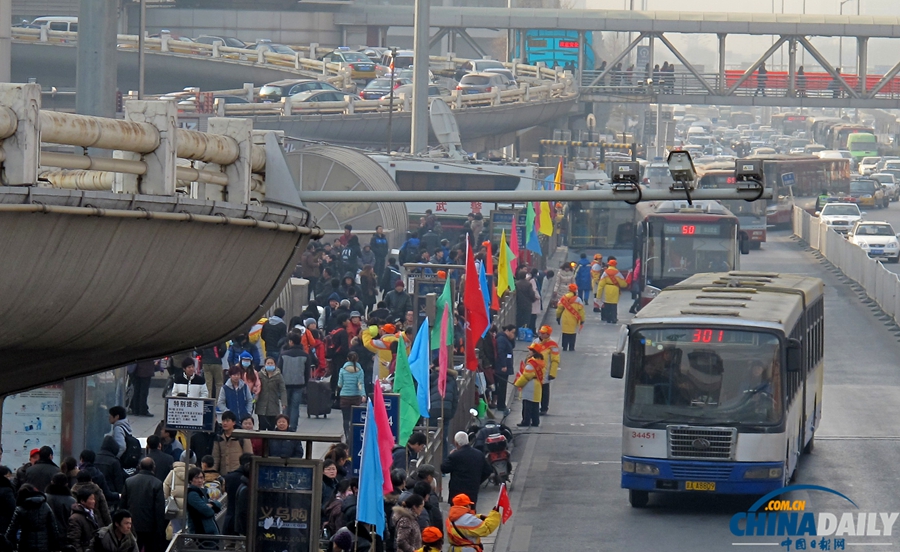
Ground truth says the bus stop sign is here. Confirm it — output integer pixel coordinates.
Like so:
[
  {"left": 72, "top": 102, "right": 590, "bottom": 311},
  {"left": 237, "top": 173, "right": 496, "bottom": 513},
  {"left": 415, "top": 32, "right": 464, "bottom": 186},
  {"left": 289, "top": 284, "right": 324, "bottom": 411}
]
[{"left": 781, "top": 172, "right": 795, "bottom": 187}]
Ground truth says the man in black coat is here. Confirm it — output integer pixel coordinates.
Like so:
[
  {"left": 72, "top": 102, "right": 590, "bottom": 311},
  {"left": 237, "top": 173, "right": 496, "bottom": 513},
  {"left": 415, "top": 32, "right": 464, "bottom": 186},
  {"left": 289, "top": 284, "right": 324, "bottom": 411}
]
[
  {"left": 145, "top": 435, "right": 174, "bottom": 483},
  {"left": 440, "top": 431, "right": 492, "bottom": 506},
  {"left": 120, "top": 457, "right": 166, "bottom": 552},
  {"left": 22, "top": 446, "right": 58, "bottom": 492},
  {"left": 261, "top": 308, "right": 288, "bottom": 361},
  {"left": 222, "top": 453, "right": 253, "bottom": 536},
  {"left": 94, "top": 436, "right": 126, "bottom": 507},
  {"left": 494, "top": 324, "right": 517, "bottom": 413}
]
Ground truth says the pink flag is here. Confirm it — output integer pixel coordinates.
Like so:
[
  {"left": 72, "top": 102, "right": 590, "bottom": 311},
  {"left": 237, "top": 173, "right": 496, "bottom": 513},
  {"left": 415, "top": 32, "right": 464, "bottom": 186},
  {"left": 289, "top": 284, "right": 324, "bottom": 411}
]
[
  {"left": 438, "top": 306, "right": 449, "bottom": 398},
  {"left": 464, "top": 236, "right": 489, "bottom": 372},
  {"left": 509, "top": 215, "right": 520, "bottom": 273},
  {"left": 372, "top": 383, "right": 394, "bottom": 494}
]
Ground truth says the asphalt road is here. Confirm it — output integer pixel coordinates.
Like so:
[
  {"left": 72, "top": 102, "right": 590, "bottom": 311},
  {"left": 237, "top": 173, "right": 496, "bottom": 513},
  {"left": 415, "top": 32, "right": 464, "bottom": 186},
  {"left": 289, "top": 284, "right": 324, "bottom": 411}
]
[{"left": 492, "top": 230, "right": 900, "bottom": 552}]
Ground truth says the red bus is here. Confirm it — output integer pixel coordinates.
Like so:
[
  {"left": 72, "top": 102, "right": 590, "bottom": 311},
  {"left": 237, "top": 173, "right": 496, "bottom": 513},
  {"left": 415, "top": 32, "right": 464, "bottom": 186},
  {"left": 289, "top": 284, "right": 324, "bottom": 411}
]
[
  {"left": 697, "top": 168, "right": 767, "bottom": 249},
  {"left": 634, "top": 200, "right": 743, "bottom": 307}
]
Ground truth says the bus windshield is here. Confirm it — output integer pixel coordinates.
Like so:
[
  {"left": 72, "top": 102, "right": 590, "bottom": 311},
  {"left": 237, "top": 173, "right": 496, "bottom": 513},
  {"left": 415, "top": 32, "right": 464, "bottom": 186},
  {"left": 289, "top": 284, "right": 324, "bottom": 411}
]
[
  {"left": 626, "top": 328, "right": 782, "bottom": 425},
  {"left": 645, "top": 221, "right": 736, "bottom": 286}
]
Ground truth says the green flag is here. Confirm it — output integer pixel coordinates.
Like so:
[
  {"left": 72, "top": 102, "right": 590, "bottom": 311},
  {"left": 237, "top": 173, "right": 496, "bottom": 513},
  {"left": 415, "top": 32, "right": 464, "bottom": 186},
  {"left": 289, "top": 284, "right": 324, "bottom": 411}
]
[
  {"left": 393, "top": 338, "right": 421, "bottom": 446},
  {"left": 430, "top": 278, "right": 453, "bottom": 350}
]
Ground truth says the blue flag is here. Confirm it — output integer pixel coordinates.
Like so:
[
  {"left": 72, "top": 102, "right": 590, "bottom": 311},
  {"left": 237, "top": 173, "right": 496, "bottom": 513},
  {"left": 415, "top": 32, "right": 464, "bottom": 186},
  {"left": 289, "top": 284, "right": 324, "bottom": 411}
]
[
  {"left": 407, "top": 318, "right": 431, "bottom": 418},
  {"left": 478, "top": 262, "right": 491, "bottom": 337},
  {"left": 356, "top": 400, "right": 385, "bottom": 535},
  {"left": 526, "top": 227, "right": 542, "bottom": 255}
]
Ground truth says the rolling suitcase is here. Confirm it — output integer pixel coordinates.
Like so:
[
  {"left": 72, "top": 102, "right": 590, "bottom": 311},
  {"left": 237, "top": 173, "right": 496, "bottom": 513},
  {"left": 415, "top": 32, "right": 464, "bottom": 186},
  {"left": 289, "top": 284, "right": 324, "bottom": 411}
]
[{"left": 306, "top": 379, "right": 332, "bottom": 418}]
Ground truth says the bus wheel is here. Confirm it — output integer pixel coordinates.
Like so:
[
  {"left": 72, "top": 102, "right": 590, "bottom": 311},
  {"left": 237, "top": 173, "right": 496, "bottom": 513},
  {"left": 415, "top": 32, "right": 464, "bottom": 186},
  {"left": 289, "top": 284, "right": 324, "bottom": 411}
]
[{"left": 629, "top": 490, "right": 649, "bottom": 508}]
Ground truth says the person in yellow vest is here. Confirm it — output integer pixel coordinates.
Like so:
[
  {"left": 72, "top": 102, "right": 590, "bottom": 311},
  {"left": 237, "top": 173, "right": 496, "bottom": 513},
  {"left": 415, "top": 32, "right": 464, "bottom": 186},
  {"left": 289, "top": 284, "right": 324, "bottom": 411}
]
[
  {"left": 362, "top": 323, "right": 399, "bottom": 379},
  {"left": 595, "top": 258, "right": 629, "bottom": 324},
  {"left": 590, "top": 254, "right": 604, "bottom": 297},
  {"left": 446, "top": 494, "right": 501, "bottom": 552},
  {"left": 514, "top": 344, "right": 545, "bottom": 427},
  {"left": 532, "top": 325, "right": 560, "bottom": 415},
  {"left": 555, "top": 283, "right": 586, "bottom": 352}
]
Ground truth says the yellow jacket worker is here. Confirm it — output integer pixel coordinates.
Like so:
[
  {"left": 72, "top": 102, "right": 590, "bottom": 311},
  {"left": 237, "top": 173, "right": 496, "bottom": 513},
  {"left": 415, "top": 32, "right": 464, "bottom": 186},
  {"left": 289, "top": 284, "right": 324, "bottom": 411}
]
[
  {"left": 362, "top": 324, "right": 399, "bottom": 379},
  {"left": 446, "top": 494, "right": 501, "bottom": 552},
  {"left": 595, "top": 259, "right": 628, "bottom": 324},
  {"left": 555, "top": 283, "right": 586, "bottom": 352},
  {"left": 532, "top": 325, "right": 560, "bottom": 414},
  {"left": 514, "top": 345, "right": 545, "bottom": 427}
]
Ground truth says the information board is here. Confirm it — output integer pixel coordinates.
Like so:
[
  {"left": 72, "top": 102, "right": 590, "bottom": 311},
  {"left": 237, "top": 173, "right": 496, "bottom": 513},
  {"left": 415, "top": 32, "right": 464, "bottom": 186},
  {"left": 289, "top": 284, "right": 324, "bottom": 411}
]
[
  {"left": 489, "top": 209, "right": 526, "bottom": 246},
  {"left": 349, "top": 394, "right": 400, "bottom": 476},
  {"left": 1, "top": 386, "right": 63, "bottom": 468},
  {"left": 164, "top": 397, "right": 215, "bottom": 432},
  {"left": 250, "top": 460, "right": 321, "bottom": 552}
]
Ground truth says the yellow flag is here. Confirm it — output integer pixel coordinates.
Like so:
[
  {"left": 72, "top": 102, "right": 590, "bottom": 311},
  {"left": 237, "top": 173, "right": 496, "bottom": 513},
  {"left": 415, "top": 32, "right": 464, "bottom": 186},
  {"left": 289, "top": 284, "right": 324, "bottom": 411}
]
[
  {"left": 498, "top": 229, "right": 511, "bottom": 296},
  {"left": 538, "top": 201, "right": 554, "bottom": 236},
  {"left": 554, "top": 157, "right": 564, "bottom": 191}
]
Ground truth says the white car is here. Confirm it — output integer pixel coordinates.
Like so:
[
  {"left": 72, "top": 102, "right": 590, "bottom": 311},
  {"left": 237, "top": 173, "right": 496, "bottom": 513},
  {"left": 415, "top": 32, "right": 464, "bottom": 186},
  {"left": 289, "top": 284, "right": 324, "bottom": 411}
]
[
  {"left": 871, "top": 173, "right": 899, "bottom": 202},
  {"left": 817, "top": 202, "right": 864, "bottom": 234},
  {"left": 848, "top": 221, "right": 900, "bottom": 263},
  {"left": 859, "top": 156, "right": 882, "bottom": 176}
]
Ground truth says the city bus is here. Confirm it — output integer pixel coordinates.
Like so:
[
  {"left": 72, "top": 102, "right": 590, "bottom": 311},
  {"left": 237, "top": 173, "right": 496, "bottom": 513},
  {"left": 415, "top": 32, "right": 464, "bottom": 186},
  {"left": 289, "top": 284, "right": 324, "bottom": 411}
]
[
  {"left": 696, "top": 167, "right": 767, "bottom": 249},
  {"left": 633, "top": 200, "right": 743, "bottom": 308},
  {"left": 610, "top": 271, "right": 825, "bottom": 507},
  {"left": 567, "top": 182, "right": 636, "bottom": 254},
  {"left": 770, "top": 113, "right": 808, "bottom": 136},
  {"left": 519, "top": 29, "right": 595, "bottom": 69}
]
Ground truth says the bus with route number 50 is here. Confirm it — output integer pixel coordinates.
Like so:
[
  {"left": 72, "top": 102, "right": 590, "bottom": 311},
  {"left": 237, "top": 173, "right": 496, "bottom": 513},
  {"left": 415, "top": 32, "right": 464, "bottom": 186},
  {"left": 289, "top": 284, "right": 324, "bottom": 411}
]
[{"left": 610, "top": 271, "right": 825, "bottom": 507}]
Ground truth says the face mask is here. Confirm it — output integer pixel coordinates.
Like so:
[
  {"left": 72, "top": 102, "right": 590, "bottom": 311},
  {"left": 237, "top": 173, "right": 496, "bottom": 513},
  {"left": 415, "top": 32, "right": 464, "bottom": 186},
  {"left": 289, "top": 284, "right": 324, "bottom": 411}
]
[
  {"left": 265, "top": 365, "right": 275, "bottom": 372},
  {"left": 241, "top": 361, "right": 251, "bottom": 367}
]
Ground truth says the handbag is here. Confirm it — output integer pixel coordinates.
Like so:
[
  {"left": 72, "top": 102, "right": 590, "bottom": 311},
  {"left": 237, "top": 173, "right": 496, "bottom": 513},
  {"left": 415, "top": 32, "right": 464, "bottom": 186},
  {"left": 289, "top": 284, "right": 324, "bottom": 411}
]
[{"left": 164, "top": 473, "right": 180, "bottom": 520}]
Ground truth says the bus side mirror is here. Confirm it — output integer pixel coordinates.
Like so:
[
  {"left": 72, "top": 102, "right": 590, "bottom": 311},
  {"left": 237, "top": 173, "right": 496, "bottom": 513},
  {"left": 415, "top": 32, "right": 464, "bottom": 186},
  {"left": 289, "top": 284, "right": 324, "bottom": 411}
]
[
  {"left": 786, "top": 338, "right": 802, "bottom": 372},
  {"left": 611, "top": 352, "right": 625, "bottom": 379},
  {"left": 740, "top": 236, "right": 750, "bottom": 255}
]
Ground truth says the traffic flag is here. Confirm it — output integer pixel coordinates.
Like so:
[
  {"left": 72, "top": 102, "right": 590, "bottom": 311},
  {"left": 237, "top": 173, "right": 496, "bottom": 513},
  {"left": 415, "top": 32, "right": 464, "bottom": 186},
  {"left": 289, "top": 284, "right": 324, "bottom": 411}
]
[
  {"left": 357, "top": 400, "right": 386, "bottom": 534},
  {"left": 538, "top": 201, "right": 554, "bottom": 236},
  {"left": 371, "top": 383, "right": 394, "bottom": 493},
  {"left": 478, "top": 260, "right": 492, "bottom": 329},
  {"left": 465, "top": 236, "right": 490, "bottom": 372},
  {"left": 393, "top": 338, "right": 421, "bottom": 445},
  {"left": 497, "top": 230, "right": 515, "bottom": 296},
  {"left": 483, "top": 240, "right": 494, "bottom": 275},
  {"left": 497, "top": 483, "right": 513, "bottom": 524},
  {"left": 407, "top": 317, "right": 431, "bottom": 418},
  {"left": 525, "top": 202, "right": 542, "bottom": 254},
  {"left": 509, "top": 216, "right": 520, "bottom": 272},
  {"left": 430, "top": 279, "right": 453, "bottom": 350},
  {"left": 554, "top": 157, "right": 564, "bottom": 191},
  {"left": 438, "top": 306, "right": 449, "bottom": 398}
]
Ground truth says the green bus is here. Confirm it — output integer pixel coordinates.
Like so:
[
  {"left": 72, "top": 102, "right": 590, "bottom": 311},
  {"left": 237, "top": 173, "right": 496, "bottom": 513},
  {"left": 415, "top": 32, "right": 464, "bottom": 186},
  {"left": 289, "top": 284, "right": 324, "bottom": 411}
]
[{"left": 845, "top": 132, "right": 877, "bottom": 162}]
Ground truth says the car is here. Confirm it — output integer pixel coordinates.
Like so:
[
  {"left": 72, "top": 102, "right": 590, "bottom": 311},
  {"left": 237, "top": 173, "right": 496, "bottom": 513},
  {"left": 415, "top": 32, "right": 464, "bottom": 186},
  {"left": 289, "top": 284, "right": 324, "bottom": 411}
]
[
  {"left": 870, "top": 173, "right": 899, "bottom": 202},
  {"left": 391, "top": 68, "right": 436, "bottom": 83},
  {"left": 454, "top": 59, "right": 506, "bottom": 81},
  {"left": 456, "top": 72, "right": 514, "bottom": 95},
  {"left": 359, "top": 77, "right": 411, "bottom": 100},
  {"left": 848, "top": 178, "right": 886, "bottom": 208},
  {"left": 848, "top": 221, "right": 900, "bottom": 262},
  {"left": 194, "top": 35, "right": 246, "bottom": 48},
  {"left": 259, "top": 79, "right": 339, "bottom": 103},
  {"left": 817, "top": 202, "right": 864, "bottom": 234},
  {"left": 483, "top": 67, "right": 518, "bottom": 87},
  {"left": 322, "top": 49, "right": 377, "bottom": 80},
  {"left": 876, "top": 156, "right": 900, "bottom": 171},
  {"left": 250, "top": 41, "right": 297, "bottom": 55},
  {"left": 392, "top": 83, "right": 452, "bottom": 99},
  {"left": 358, "top": 46, "right": 388, "bottom": 64},
  {"left": 380, "top": 50, "right": 415, "bottom": 70},
  {"left": 176, "top": 94, "right": 249, "bottom": 108},
  {"left": 31, "top": 16, "right": 78, "bottom": 32},
  {"left": 642, "top": 162, "right": 674, "bottom": 189},
  {"left": 288, "top": 90, "right": 349, "bottom": 104},
  {"left": 859, "top": 156, "right": 882, "bottom": 175}
]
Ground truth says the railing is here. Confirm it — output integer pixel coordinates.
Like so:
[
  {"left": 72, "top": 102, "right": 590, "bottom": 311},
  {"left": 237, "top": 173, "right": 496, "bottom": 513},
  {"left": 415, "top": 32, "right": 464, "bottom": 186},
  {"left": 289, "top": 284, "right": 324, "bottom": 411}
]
[
  {"left": 793, "top": 206, "right": 900, "bottom": 326},
  {"left": 581, "top": 70, "right": 900, "bottom": 100}
]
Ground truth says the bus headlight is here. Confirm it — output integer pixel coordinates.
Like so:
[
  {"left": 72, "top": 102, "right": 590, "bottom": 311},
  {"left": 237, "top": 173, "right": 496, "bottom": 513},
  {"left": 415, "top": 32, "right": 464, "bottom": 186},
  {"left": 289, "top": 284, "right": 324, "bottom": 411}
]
[
  {"left": 634, "top": 463, "right": 660, "bottom": 476},
  {"left": 622, "top": 460, "right": 635, "bottom": 473},
  {"left": 744, "top": 467, "right": 782, "bottom": 479}
]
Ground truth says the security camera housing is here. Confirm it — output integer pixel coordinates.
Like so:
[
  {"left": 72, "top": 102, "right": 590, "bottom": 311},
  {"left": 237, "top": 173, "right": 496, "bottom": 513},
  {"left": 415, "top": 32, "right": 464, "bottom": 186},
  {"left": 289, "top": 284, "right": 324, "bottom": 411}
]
[{"left": 667, "top": 151, "right": 697, "bottom": 189}]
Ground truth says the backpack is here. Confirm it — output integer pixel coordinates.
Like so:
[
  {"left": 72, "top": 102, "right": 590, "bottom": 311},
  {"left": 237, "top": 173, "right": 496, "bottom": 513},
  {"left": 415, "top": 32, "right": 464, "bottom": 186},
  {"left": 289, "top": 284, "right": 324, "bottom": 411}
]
[
  {"left": 325, "top": 328, "right": 344, "bottom": 359},
  {"left": 120, "top": 430, "right": 143, "bottom": 470}
]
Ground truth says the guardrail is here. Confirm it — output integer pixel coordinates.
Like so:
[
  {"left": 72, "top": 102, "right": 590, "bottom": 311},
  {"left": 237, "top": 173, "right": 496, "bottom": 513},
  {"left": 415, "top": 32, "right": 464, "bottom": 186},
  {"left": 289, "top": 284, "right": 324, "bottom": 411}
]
[{"left": 793, "top": 206, "right": 900, "bottom": 325}]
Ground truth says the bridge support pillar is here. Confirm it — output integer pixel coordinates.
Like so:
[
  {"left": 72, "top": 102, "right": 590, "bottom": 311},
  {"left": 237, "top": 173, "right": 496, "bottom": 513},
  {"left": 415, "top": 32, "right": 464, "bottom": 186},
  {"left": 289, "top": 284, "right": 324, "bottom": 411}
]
[
  {"left": 121, "top": 100, "right": 177, "bottom": 195},
  {"left": 788, "top": 37, "right": 797, "bottom": 98},
  {"left": 0, "top": 83, "right": 40, "bottom": 185},
  {"left": 208, "top": 117, "right": 252, "bottom": 205},
  {"left": 857, "top": 37, "right": 868, "bottom": 95},
  {"left": 76, "top": 0, "right": 118, "bottom": 119},
  {"left": 717, "top": 34, "right": 726, "bottom": 94},
  {"left": 0, "top": 0, "right": 10, "bottom": 83}
]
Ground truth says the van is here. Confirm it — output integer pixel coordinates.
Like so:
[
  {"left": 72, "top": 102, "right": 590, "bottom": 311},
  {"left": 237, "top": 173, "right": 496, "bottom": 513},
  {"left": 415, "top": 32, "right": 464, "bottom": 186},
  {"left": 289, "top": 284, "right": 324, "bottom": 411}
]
[
  {"left": 381, "top": 50, "right": 414, "bottom": 70},
  {"left": 31, "top": 16, "right": 77, "bottom": 32},
  {"left": 846, "top": 132, "right": 878, "bottom": 162}
]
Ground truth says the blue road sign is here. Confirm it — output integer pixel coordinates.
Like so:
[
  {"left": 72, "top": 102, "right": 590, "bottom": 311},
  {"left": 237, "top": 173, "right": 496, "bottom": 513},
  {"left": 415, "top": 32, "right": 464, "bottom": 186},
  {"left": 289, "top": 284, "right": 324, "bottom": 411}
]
[
  {"left": 781, "top": 172, "right": 795, "bottom": 186},
  {"left": 348, "top": 394, "right": 401, "bottom": 476}
]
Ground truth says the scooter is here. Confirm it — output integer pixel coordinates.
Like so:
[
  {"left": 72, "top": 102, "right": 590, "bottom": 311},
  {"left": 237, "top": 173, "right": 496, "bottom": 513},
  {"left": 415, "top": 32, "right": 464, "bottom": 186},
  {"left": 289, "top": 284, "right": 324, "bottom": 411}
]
[{"left": 467, "top": 414, "right": 514, "bottom": 489}]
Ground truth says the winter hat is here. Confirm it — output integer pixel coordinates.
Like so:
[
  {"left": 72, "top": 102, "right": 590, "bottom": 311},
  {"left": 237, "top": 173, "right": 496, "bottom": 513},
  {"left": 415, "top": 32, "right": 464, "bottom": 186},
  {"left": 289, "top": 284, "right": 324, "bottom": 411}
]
[
  {"left": 350, "top": 311, "right": 361, "bottom": 319},
  {"left": 304, "top": 318, "right": 316, "bottom": 327},
  {"left": 332, "top": 529, "right": 354, "bottom": 551},
  {"left": 422, "top": 527, "right": 443, "bottom": 544},
  {"left": 239, "top": 351, "right": 253, "bottom": 360},
  {"left": 568, "top": 283, "right": 578, "bottom": 292},
  {"left": 383, "top": 323, "right": 396, "bottom": 334},
  {"left": 394, "top": 280, "right": 405, "bottom": 288}
]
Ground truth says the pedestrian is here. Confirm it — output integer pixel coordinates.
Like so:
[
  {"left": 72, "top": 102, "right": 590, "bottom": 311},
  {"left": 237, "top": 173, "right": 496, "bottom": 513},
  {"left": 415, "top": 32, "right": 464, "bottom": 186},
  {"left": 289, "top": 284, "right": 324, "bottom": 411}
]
[
  {"left": 107, "top": 405, "right": 134, "bottom": 461},
  {"left": 321, "top": 460, "right": 340, "bottom": 514},
  {"left": 200, "top": 456, "right": 224, "bottom": 501},
  {"left": 380, "top": 257, "right": 403, "bottom": 296},
  {"left": 350, "top": 335, "right": 375, "bottom": 397},
  {"left": 269, "top": 415, "right": 305, "bottom": 458},
  {"left": 129, "top": 360, "right": 156, "bottom": 417},
  {"left": 77, "top": 451, "right": 115, "bottom": 510},
  {"left": 170, "top": 357, "right": 209, "bottom": 398},
  {"left": 385, "top": 280, "right": 413, "bottom": 321},
  {"left": 830, "top": 67, "right": 842, "bottom": 98},
  {"left": 145, "top": 435, "right": 174, "bottom": 483},
  {"left": 261, "top": 308, "right": 288, "bottom": 362},
  {"left": 439, "top": 432, "right": 492, "bottom": 506},
  {"left": 61, "top": 457, "right": 79, "bottom": 490},
  {"left": 755, "top": 63, "right": 767, "bottom": 97},
  {"left": 241, "top": 416, "right": 264, "bottom": 455},
  {"left": 94, "top": 436, "right": 125, "bottom": 506},
  {"left": 67, "top": 487, "right": 99, "bottom": 552},
  {"left": 528, "top": 272, "right": 541, "bottom": 332},
  {"left": 596, "top": 258, "right": 628, "bottom": 323},
  {"left": 14, "top": 449, "right": 39, "bottom": 492},
  {"left": 445, "top": 494, "right": 500, "bottom": 552},
  {"left": 93, "top": 509, "right": 139, "bottom": 552},
  {"left": 515, "top": 345, "right": 545, "bottom": 428},
  {"left": 391, "top": 432, "right": 426, "bottom": 474},
  {"left": 370, "top": 225, "right": 390, "bottom": 280},
  {"left": 797, "top": 66, "right": 807, "bottom": 97},
  {"left": 326, "top": 315, "right": 352, "bottom": 401},
  {"left": 494, "top": 324, "right": 516, "bottom": 413},
  {"left": 556, "top": 283, "right": 586, "bottom": 351},
  {"left": 532, "top": 325, "right": 560, "bottom": 415},
  {"left": 120, "top": 458, "right": 165, "bottom": 552},
  {"left": 217, "top": 369, "right": 254, "bottom": 422},
  {"left": 22, "top": 445, "right": 58, "bottom": 492},
  {"left": 628, "top": 258, "right": 642, "bottom": 314},
  {"left": 256, "top": 355, "right": 287, "bottom": 431},
  {"left": 44, "top": 472, "right": 74, "bottom": 534},
  {"left": 412, "top": 479, "right": 442, "bottom": 531},
  {"left": 358, "top": 265, "right": 378, "bottom": 315},
  {"left": 514, "top": 269, "right": 536, "bottom": 331},
  {"left": 574, "top": 253, "right": 592, "bottom": 303},
  {"left": 552, "top": 262, "right": 575, "bottom": 308},
  {"left": 590, "top": 253, "right": 604, "bottom": 298},
  {"left": 300, "top": 318, "right": 325, "bottom": 375},
  {"left": 337, "top": 351, "right": 367, "bottom": 443},
  {"left": 428, "top": 363, "right": 458, "bottom": 461},
  {"left": 0, "top": 466, "right": 16, "bottom": 532},
  {"left": 211, "top": 411, "right": 254, "bottom": 475},
  {"left": 71, "top": 469, "right": 112, "bottom": 527},
  {"left": 419, "top": 527, "right": 443, "bottom": 552},
  {"left": 393, "top": 493, "right": 424, "bottom": 552},
  {"left": 185, "top": 467, "right": 222, "bottom": 546},
  {"left": 221, "top": 453, "right": 252, "bottom": 536},
  {"left": 4, "top": 483, "right": 63, "bottom": 552},
  {"left": 279, "top": 332, "right": 310, "bottom": 432}
]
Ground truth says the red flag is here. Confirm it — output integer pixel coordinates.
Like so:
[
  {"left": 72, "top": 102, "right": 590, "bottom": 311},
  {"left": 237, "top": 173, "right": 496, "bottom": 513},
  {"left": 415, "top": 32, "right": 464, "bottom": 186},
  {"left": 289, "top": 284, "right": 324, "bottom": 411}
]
[
  {"left": 464, "top": 236, "right": 490, "bottom": 372},
  {"left": 497, "top": 483, "right": 513, "bottom": 524},
  {"left": 372, "top": 383, "right": 395, "bottom": 493},
  {"left": 483, "top": 240, "right": 494, "bottom": 275},
  {"left": 438, "top": 307, "right": 450, "bottom": 398}
]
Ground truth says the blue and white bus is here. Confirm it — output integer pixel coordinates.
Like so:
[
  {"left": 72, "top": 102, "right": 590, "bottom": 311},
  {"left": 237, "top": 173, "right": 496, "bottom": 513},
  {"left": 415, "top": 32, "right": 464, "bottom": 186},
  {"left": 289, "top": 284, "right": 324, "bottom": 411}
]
[
  {"left": 610, "top": 271, "right": 825, "bottom": 507},
  {"left": 519, "top": 30, "right": 595, "bottom": 69}
]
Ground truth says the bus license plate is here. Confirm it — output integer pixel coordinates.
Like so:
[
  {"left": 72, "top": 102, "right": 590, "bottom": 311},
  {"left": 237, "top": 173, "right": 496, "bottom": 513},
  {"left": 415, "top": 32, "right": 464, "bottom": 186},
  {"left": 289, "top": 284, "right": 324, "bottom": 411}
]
[{"left": 685, "top": 481, "right": 716, "bottom": 491}]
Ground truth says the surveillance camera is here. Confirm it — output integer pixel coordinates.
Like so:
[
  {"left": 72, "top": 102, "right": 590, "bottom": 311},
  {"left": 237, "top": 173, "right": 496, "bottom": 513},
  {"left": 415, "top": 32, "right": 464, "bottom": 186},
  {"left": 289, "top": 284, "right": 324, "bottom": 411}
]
[
  {"left": 611, "top": 161, "right": 640, "bottom": 185},
  {"left": 667, "top": 151, "right": 697, "bottom": 188},
  {"left": 734, "top": 159, "right": 764, "bottom": 184}
]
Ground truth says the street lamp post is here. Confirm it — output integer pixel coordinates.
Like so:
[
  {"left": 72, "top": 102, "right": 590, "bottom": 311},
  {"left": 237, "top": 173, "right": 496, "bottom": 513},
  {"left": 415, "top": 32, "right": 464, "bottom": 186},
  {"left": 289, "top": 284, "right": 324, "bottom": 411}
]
[{"left": 838, "top": 0, "right": 859, "bottom": 74}]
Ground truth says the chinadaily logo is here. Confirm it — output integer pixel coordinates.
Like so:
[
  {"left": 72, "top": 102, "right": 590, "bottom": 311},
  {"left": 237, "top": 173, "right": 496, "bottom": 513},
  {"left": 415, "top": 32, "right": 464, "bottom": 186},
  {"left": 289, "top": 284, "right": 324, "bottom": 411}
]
[{"left": 730, "top": 485, "right": 899, "bottom": 550}]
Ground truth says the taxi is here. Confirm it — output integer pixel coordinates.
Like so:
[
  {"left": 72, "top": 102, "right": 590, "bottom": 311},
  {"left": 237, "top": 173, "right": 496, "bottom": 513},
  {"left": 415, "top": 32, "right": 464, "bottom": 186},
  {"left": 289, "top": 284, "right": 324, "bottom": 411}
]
[
  {"left": 848, "top": 178, "right": 886, "bottom": 209},
  {"left": 322, "top": 48, "right": 377, "bottom": 81}
]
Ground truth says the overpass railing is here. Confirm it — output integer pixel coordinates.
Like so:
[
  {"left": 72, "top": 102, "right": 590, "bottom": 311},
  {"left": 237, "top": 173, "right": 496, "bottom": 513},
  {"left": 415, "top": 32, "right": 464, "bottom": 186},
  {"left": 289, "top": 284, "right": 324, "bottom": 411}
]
[
  {"left": 793, "top": 206, "right": 900, "bottom": 327},
  {"left": 581, "top": 70, "right": 900, "bottom": 100}
]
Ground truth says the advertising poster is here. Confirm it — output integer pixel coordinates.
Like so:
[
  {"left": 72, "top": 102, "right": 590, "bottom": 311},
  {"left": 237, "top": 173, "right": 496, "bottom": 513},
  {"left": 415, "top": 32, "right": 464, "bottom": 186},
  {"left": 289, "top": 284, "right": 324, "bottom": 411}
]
[{"left": 1, "top": 386, "right": 63, "bottom": 467}]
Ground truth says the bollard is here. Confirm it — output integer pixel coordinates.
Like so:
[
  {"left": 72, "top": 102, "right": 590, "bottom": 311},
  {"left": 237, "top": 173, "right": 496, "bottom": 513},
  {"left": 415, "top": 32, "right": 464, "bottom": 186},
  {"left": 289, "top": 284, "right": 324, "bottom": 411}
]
[
  {"left": 257, "top": 49, "right": 266, "bottom": 64},
  {"left": 345, "top": 95, "right": 354, "bottom": 115},
  {"left": 0, "top": 83, "right": 40, "bottom": 186},
  {"left": 160, "top": 30, "right": 170, "bottom": 52},
  {"left": 512, "top": 58, "right": 519, "bottom": 78},
  {"left": 294, "top": 53, "right": 300, "bottom": 70},
  {"left": 243, "top": 83, "right": 254, "bottom": 103},
  {"left": 212, "top": 39, "right": 222, "bottom": 58},
  {"left": 282, "top": 96, "right": 293, "bottom": 116},
  {"left": 121, "top": 100, "right": 177, "bottom": 195},
  {"left": 310, "top": 42, "right": 318, "bottom": 61},
  {"left": 207, "top": 117, "right": 252, "bottom": 205},
  {"left": 39, "top": 26, "right": 48, "bottom": 42}
]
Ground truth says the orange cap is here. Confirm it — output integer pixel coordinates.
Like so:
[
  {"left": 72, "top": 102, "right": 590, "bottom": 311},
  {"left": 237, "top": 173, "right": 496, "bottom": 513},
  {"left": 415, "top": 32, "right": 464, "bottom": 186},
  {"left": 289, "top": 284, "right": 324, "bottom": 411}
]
[
  {"left": 452, "top": 494, "right": 474, "bottom": 507},
  {"left": 528, "top": 342, "right": 541, "bottom": 351},
  {"left": 422, "top": 527, "right": 443, "bottom": 543},
  {"left": 539, "top": 325, "right": 552, "bottom": 335},
  {"left": 382, "top": 323, "right": 396, "bottom": 334},
  {"left": 568, "top": 283, "right": 578, "bottom": 292},
  {"left": 608, "top": 259, "right": 618, "bottom": 266},
  {"left": 437, "top": 270, "right": 447, "bottom": 279}
]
